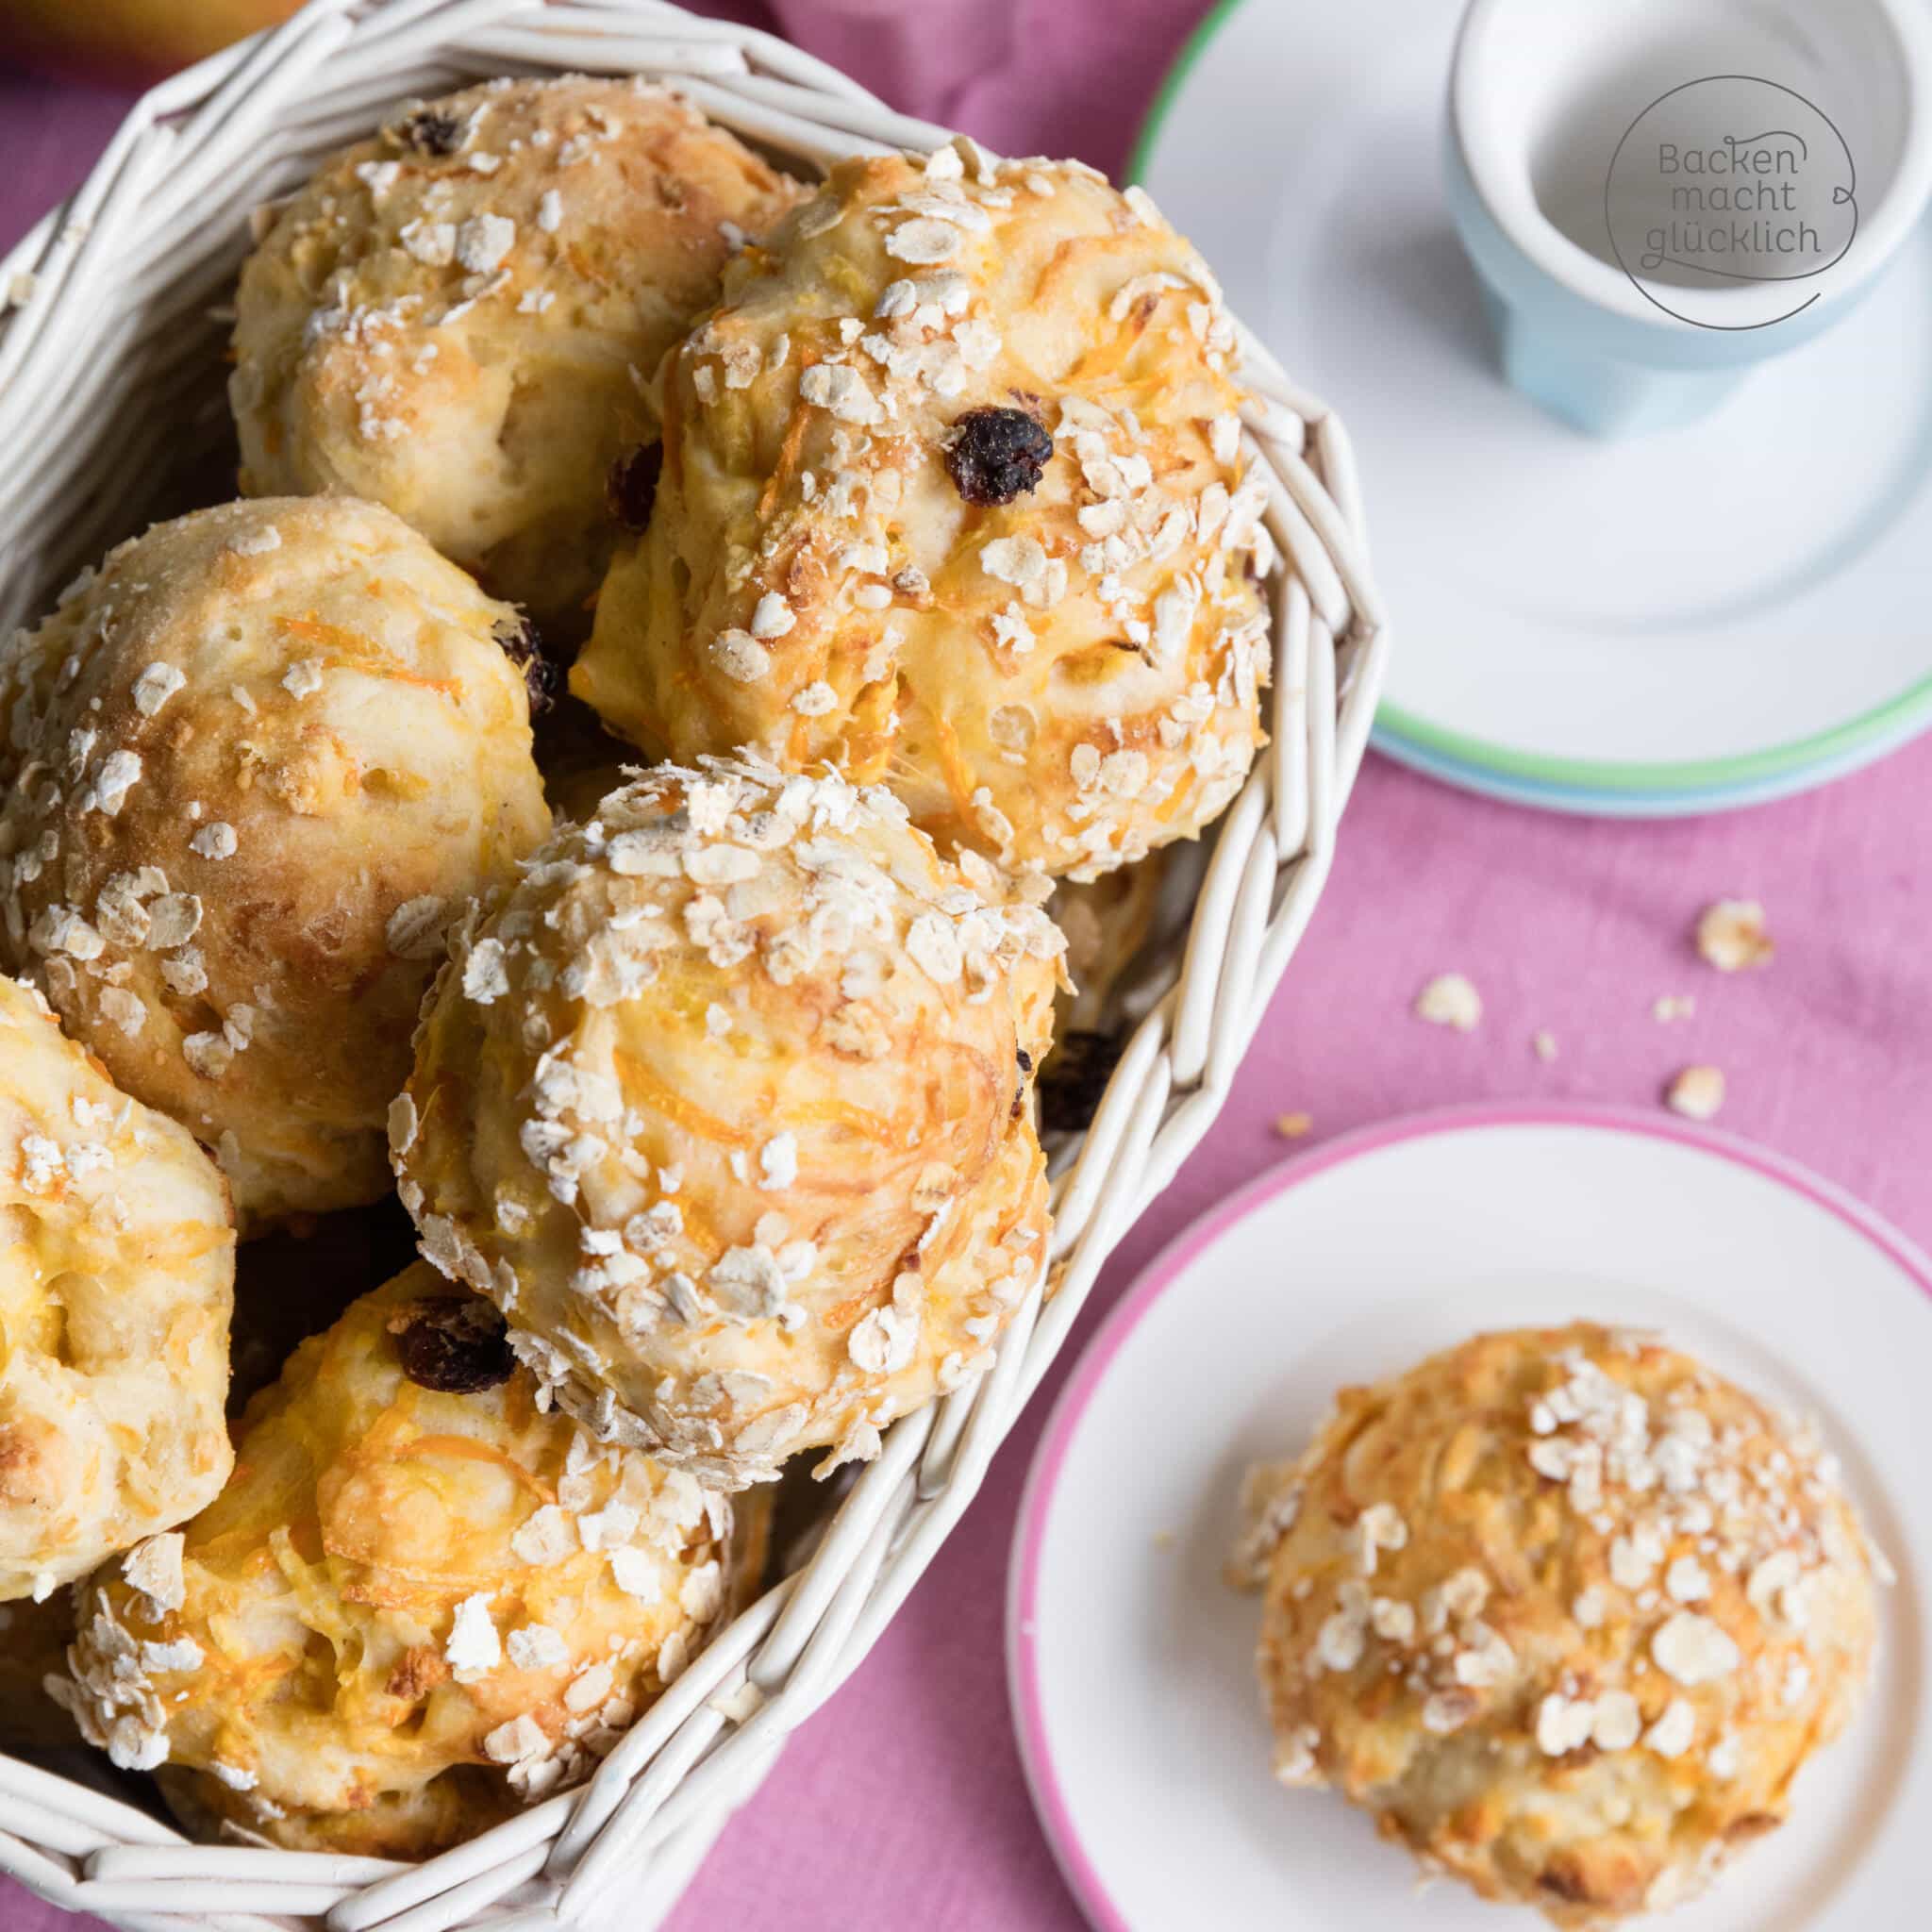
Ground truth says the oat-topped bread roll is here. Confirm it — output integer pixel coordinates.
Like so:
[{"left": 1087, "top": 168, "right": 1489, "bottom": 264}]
[
  {"left": 0, "top": 975, "right": 234, "bottom": 1603},
  {"left": 393, "top": 756, "right": 1063, "bottom": 1487},
  {"left": 231, "top": 76, "right": 807, "bottom": 641},
  {"left": 0, "top": 498, "right": 551, "bottom": 1233},
  {"left": 1232, "top": 1324, "right": 1883, "bottom": 1925},
  {"left": 54, "top": 1266, "right": 733, "bottom": 1857},
  {"left": 575, "top": 144, "right": 1271, "bottom": 880}
]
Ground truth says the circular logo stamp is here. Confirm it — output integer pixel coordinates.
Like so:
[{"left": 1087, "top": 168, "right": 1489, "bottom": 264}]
[{"left": 1605, "top": 75, "right": 1857, "bottom": 330}]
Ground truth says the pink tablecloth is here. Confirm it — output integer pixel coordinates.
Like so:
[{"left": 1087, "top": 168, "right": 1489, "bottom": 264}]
[{"left": 6, "top": 5, "right": 1930, "bottom": 1928}]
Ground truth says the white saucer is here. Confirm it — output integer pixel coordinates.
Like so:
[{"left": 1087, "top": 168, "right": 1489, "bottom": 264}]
[
  {"left": 1008, "top": 1106, "right": 1931, "bottom": 1931},
  {"left": 1132, "top": 0, "right": 1932, "bottom": 808}
]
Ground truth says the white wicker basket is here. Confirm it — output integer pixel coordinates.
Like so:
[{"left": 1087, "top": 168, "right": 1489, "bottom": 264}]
[{"left": 0, "top": 3, "right": 1389, "bottom": 1925}]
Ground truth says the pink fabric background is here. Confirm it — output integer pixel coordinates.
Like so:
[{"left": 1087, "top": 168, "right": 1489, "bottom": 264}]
[{"left": 5, "top": 3, "right": 1929, "bottom": 1926}]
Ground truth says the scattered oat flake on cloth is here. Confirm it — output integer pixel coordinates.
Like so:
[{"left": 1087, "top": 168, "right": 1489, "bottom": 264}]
[
  {"left": 1273, "top": 1111, "right": 1312, "bottom": 1140},
  {"left": 1665, "top": 1065, "right": 1725, "bottom": 1121},
  {"left": 1653, "top": 993, "right": 1696, "bottom": 1023},
  {"left": 1695, "top": 899, "right": 1773, "bottom": 972},
  {"left": 1531, "top": 1030, "right": 1558, "bottom": 1062},
  {"left": 1414, "top": 973, "right": 1482, "bottom": 1033}
]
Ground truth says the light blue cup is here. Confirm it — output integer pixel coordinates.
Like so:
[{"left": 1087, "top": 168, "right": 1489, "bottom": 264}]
[{"left": 1445, "top": 0, "right": 1932, "bottom": 438}]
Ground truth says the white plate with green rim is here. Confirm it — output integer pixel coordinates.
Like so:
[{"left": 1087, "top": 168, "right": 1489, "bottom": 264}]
[{"left": 1129, "top": 0, "right": 1932, "bottom": 811}]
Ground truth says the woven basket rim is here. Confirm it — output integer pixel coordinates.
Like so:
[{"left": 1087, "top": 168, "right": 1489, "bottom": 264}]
[{"left": 0, "top": 5, "right": 1390, "bottom": 1927}]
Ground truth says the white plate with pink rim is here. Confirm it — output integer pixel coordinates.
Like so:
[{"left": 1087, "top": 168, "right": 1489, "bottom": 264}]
[{"left": 1006, "top": 1104, "right": 1931, "bottom": 1931}]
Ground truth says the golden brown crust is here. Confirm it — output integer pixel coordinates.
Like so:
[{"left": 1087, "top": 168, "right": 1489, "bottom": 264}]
[
  {"left": 56, "top": 1266, "right": 734, "bottom": 1856},
  {"left": 231, "top": 76, "right": 807, "bottom": 639},
  {"left": 573, "top": 146, "right": 1269, "bottom": 878},
  {"left": 0, "top": 497, "right": 551, "bottom": 1232},
  {"left": 0, "top": 975, "right": 235, "bottom": 1601},
  {"left": 392, "top": 755, "right": 1063, "bottom": 1486},
  {"left": 1239, "top": 1324, "right": 1882, "bottom": 1924}
]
